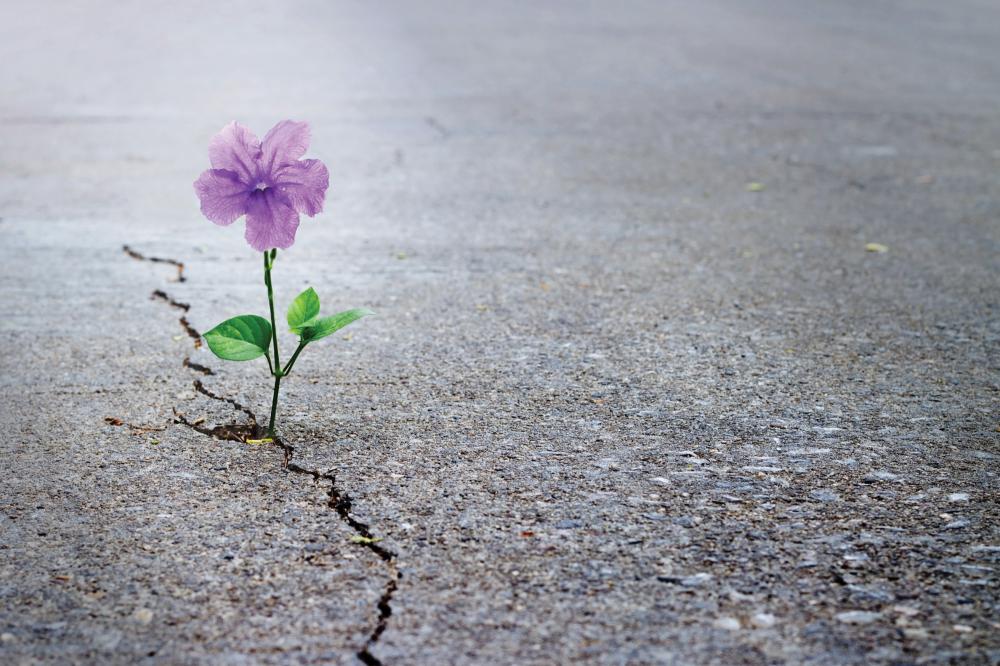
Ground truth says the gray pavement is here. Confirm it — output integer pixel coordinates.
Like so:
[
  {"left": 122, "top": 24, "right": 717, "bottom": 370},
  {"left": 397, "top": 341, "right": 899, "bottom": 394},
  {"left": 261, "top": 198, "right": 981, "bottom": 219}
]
[{"left": 1, "top": 1, "right": 999, "bottom": 664}]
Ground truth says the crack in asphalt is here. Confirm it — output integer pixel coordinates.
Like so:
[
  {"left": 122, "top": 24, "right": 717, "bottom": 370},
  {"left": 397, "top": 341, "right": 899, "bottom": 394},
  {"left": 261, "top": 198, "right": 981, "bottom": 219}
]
[
  {"left": 150, "top": 289, "right": 203, "bottom": 348},
  {"left": 178, "top": 316, "right": 203, "bottom": 348},
  {"left": 190, "top": 378, "right": 258, "bottom": 424},
  {"left": 125, "top": 245, "right": 399, "bottom": 665},
  {"left": 424, "top": 115, "right": 451, "bottom": 140},
  {"left": 123, "top": 244, "right": 186, "bottom": 282},
  {"left": 103, "top": 416, "right": 167, "bottom": 436},
  {"left": 182, "top": 356, "right": 215, "bottom": 375},
  {"left": 151, "top": 289, "right": 190, "bottom": 311},
  {"left": 281, "top": 453, "right": 400, "bottom": 666}
]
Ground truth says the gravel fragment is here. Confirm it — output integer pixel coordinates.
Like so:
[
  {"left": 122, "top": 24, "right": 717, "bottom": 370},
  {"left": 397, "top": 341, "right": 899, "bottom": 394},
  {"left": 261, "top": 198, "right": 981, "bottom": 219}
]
[
  {"left": 713, "top": 617, "right": 741, "bottom": 631},
  {"left": 836, "top": 611, "right": 882, "bottom": 625},
  {"left": 808, "top": 489, "right": 840, "bottom": 502},
  {"left": 750, "top": 613, "right": 778, "bottom": 629},
  {"left": 862, "top": 471, "right": 900, "bottom": 483}
]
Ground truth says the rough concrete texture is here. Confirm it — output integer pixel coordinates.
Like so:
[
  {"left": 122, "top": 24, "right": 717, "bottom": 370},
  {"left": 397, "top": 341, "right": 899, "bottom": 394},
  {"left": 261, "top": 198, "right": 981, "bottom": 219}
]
[{"left": 1, "top": 1, "right": 998, "bottom": 664}]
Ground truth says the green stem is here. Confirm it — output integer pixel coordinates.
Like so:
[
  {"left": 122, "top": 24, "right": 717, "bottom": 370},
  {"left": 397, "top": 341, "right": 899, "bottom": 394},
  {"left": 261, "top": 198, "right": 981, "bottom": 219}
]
[
  {"left": 264, "top": 249, "right": 282, "bottom": 437},
  {"left": 282, "top": 341, "right": 306, "bottom": 377},
  {"left": 267, "top": 375, "right": 281, "bottom": 437}
]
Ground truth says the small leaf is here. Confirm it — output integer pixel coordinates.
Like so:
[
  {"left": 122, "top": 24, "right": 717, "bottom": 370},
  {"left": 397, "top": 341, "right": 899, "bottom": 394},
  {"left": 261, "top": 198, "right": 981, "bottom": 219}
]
[
  {"left": 745, "top": 182, "right": 765, "bottom": 192},
  {"left": 349, "top": 535, "right": 382, "bottom": 544},
  {"left": 204, "top": 315, "right": 272, "bottom": 361},
  {"left": 287, "top": 287, "right": 321, "bottom": 333},
  {"left": 865, "top": 242, "right": 888, "bottom": 253},
  {"left": 301, "top": 308, "right": 374, "bottom": 343}
]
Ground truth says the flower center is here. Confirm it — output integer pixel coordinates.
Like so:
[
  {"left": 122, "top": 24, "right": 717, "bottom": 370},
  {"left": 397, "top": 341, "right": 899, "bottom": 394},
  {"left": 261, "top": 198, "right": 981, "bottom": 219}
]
[{"left": 254, "top": 181, "right": 269, "bottom": 192}]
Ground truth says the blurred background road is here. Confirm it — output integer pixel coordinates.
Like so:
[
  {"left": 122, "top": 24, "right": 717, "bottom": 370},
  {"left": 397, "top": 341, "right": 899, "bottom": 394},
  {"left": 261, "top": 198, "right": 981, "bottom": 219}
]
[{"left": 1, "top": 1, "right": 998, "bottom": 664}]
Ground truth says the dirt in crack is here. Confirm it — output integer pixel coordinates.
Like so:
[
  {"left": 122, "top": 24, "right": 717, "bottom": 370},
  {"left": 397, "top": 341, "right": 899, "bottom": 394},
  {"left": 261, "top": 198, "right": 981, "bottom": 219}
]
[
  {"left": 129, "top": 243, "right": 399, "bottom": 665},
  {"left": 173, "top": 408, "right": 259, "bottom": 443},
  {"left": 104, "top": 416, "right": 166, "bottom": 436}
]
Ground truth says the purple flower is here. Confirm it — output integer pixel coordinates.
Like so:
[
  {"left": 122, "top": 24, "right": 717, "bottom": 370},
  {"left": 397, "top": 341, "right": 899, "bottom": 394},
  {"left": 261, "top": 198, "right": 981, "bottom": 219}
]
[{"left": 194, "top": 120, "right": 329, "bottom": 251}]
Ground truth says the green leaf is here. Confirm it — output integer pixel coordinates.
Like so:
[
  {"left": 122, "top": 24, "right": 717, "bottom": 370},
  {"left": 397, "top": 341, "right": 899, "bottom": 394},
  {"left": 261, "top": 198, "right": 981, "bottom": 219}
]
[
  {"left": 204, "top": 315, "right": 272, "bottom": 361},
  {"left": 301, "top": 308, "right": 374, "bottom": 343},
  {"left": 287, "top": 287, "right": 321, "bottom": 333}
]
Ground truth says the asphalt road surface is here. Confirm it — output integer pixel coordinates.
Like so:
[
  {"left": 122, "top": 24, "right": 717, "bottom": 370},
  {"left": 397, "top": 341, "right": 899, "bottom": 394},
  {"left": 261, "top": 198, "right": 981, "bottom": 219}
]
[{"left": 1, "top": 1, "right": 998, "bottom": 664}]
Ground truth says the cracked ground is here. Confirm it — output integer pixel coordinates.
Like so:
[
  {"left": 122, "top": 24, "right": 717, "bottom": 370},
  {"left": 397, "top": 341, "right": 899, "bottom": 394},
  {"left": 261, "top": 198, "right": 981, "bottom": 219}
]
[{"left": 1, "top": 1, "right": 998, "bottom": 664}]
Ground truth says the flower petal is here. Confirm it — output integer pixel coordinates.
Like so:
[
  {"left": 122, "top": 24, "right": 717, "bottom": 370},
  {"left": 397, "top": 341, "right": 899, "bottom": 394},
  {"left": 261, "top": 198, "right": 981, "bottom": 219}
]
[
  {"left": 244, "top": 189, "right": 300, "bottom": 251},
  {"left": 193, "top": 169, "right": 251, "bottom": 226},
  {"left": 261, "top": 120, "right": 310, "bottom": 175},
  {"left": 274, "top": 159, "right": 329, "bottom": 216},
  {"left": 208, "top": 122, "right": 261, "bottom": 184}
]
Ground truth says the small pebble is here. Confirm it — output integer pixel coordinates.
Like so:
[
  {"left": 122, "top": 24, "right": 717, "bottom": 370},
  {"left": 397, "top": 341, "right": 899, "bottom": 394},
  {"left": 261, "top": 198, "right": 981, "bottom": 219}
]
[
  {"left": 681, "top": 573, "right": 713, "bottom": 587},
  {"left": 836, "top": 611, "right": 881, "bottom": 625},
  {"left": 862, "top": 471, "right": 899, "bottom": 483},
  {"left": 751, "top": 613, "right": 778, "bottom": 628},
  {"left": 953, "top": 624, "right": 973, "bottom": 633},
  {"left": 809, "top": 489, "right": 840, "bottom": 502},
  {"left": 948, "top": 493, "right": 970, "bottom": 502},
  {"left": 713, "top": 617, "right": 741, "bottom": 631},
  {"left": 132, "top": 608, "right": 154, "bottom": 625}
]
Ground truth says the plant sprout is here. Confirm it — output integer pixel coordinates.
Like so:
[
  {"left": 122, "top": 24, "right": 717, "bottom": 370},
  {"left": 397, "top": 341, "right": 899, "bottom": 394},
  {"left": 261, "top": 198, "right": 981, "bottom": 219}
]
[{"left": 194, "top": 120, "right": 372, "bottom": 438}]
